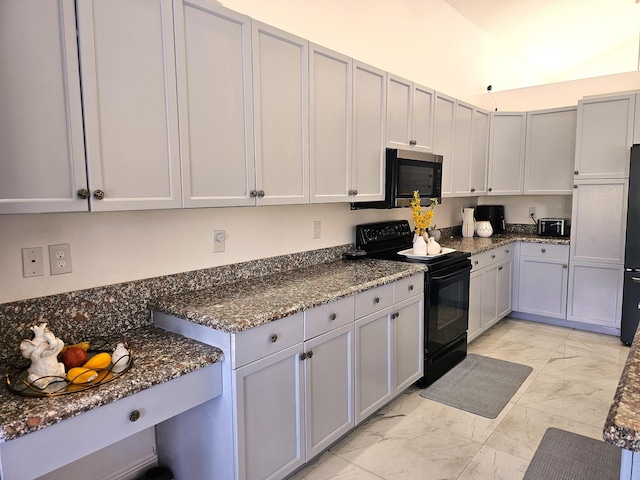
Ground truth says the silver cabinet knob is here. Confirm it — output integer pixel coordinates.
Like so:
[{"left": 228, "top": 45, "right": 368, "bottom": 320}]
[
  {"left": 409, "top": 284, "right": 414, "bottom": 291},
  {"left": 391, "top": 312, "right": 399, "bottom": 319},
  {"left": 374, "top": 297, "right": 380, "bottom": 304},
  {"left": 329, "top": 313, "right": 337, "bottom": 321},
  {"left": 93, "top": 189, "right": 105, "bottom": 200},
  {"left": 300, "top": 352, "right": 307, "bottom": 361},
  {"left": 307, "top": 350, "right": 313, "bottom": 359},
  {"left": 470, "top": 188, "right": 475, "bottom": 192},
  {"left": 573, "top": 184, "right": 578, "bottom": 189},
  {"left": 491, "top": 254, "right": 496, "bottom": 259},
  {"left": 129, "top": 410, "right": 140, "bottom": 422},
  {"left": 498, "top": 266, "right": 503, "bottom": 271},
  {"left": 563, "top": 264, "right": 568, "bottom": 268},
  {"left": 541, "top": 248, "right": 546, "bottom": 253},
  {"left": 488, "top": 187, "right": 493, "bottom": 192},
  {"left": 270, "top": 334, "right": 278, "bottom": 343},
  {"left": 574, "top": 170, "right": 579, "bottom": 175},
  {"left": 257, "top": 190, "right": 265, "bottom": 198},
  {"left": 250, "top": 190, "right": 258, "bottom": 197},
  {"left": 77, "top": 189, "right": 89, "bottom": 199},
  {"left": 409, "top": 139, "right": 417, "bottom": 146}
]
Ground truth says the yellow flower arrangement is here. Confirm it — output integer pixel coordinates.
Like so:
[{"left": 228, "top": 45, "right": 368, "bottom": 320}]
[{"left": 410, "top": 190, "right": 438, "bottom": 235}]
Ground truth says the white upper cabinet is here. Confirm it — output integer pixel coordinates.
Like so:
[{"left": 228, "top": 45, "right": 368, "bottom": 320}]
[
  {"left": 570, "top": 178, "right": 628, "bottom": 265},
  {"left": 252, "top": 22, "right": 309, "bottom": 205},
  {"left": 174, "top": 1, "right": 255, "bottom": 208},
  {"left": 470, "top": 108, "right": 490, "bottom": 195},
  {"left": 574, "top": 93, "right": 635, "bottom": 179},
  {"left": 524, "top": 106, "right": 577, "bottom": 194},
  {"left": 386, "top": 75, "right": 434, "bottom": 152},
  {"left": 309, "top": 45, "right": 352, "bottom": 203},
  {"left": 77, "top": 0, "right": 182, "bottom": 211},
  {"left": 434, "top": 92, "right": 456, "bottom": 196},
  {"left": 451, "top": 101, "right": 473, "bottom": 196},
  {"left": 487, "top": 112, "right": 526, "bottom": 195},
  {"left": 0, "top": 0, "right": 87, "bottom": 214},
  {"left": 351, "top": 61, "right": 386, "bottom": 203}
]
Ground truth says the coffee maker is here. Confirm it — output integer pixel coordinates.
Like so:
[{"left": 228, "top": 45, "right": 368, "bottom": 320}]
[{"left": 475, "top": 205, "right": 505, "bottom": 234}]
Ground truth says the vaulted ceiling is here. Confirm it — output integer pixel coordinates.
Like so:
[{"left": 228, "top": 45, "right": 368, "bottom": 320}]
[{"left": 443, "top": 0, "right": 640, "bottom": 85}]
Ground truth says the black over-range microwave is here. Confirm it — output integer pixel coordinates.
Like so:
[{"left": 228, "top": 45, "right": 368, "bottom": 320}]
[{"left": 351, "top": 148, "right": 443, "bottom": 209}]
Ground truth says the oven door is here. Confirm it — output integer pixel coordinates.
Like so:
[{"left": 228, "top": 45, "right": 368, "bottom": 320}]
[{"left": 427, "top": 262, "right": 471, "bottom": 355}]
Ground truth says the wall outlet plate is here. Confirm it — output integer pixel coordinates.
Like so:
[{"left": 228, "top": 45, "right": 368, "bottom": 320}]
[
  {"left": 48, "top": 244, "right": 72, "bottom": 275},
  {"left": 313, "top": 221, "right": 321, "bottom": 239},
  {"left": 213, "top": 230, "right": 225, "bottom": 253},
  {"left": 22, "top": 247, "right": 44, "bottom": 277}
]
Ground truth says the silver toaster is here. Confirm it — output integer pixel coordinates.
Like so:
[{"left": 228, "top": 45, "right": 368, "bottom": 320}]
[{"left": 538, "top": 218, "right": 569, "bottom": 237}]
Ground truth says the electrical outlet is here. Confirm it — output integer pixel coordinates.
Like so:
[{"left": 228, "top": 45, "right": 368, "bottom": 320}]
[
  {"left": 313, "top": 221, "right": 321, "bottom": 239},
  {"left": 22, "top": 247, "right": 44, "bottom": 278},
  {"left": 529, "top": 207, "right": 536, "bottom": 218},
  {"left": 213, "top": 230, "right": 225, "bottom": 253},
  {"left": 48, "top": 244, "right": 72, "bottom": 275}
]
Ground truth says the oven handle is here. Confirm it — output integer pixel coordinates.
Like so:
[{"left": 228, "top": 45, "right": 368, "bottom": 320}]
[{"left": 430, "top": 264, "right": 472, "bottom": 282}]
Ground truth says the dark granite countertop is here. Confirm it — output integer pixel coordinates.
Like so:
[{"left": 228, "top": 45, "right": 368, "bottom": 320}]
[
  {"left": 151, "top": 259, "right": 426, "bottom": 334},
  {"left": 439, "top": 233, "right": 570, "bottom": 255},
  {"left": 0, "top": 325, "right": 222, "bottom": 443},
  {"left": 604, "top": 327, "right": 640, "bottom": 452}
]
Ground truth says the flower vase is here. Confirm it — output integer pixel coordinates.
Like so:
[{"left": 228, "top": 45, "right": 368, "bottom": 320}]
[{"left": 413, "top": 233, "right": 427, "bottom": 256}]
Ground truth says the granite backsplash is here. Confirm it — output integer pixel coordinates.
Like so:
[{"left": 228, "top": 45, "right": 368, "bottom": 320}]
[{"left": 0, "top": 245, "right": 351, "bottom": 359}]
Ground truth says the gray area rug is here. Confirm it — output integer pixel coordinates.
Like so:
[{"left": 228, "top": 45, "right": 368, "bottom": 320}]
[
  {"left": 524, "top": 428, "right": 621, "bottom": 480},
  {"left": 420, "top": 354, "right": 533, "bottom": 418}
]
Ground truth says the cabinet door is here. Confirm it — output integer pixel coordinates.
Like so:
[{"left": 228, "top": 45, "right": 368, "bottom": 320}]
[
  {"left": 525, "top": 107, "right": 577, "bottom": 194},
  {"left": 304, "top": 324, "right": 354, "bottom": 459},
  {"left": 351, "top": 61, "right": 386, "bottom": 202},
  {"left": 518, "top": 256, "right": 568, "bottom": 318},
  {"left": 411, "top": 84, "right": 434, "bottom": 152},
  {"left": 488, "top": 112, "right": 526, "bottom": 195},
  {"left": 481, "top": 267, "right": 498, "bottom": 328},
  {"left": 310, "top": 45, "right": 351, "bottom": 203},
  {"left": 393, "top": 296, "right": 424, "bottom": 395},
  {"left": 567, "top": 261, "right": 623, "bottom": 329},
  {"left": 470, "top": 108, "right": 489, "bottom": 196},
  {"left": 0, "top": 0, "right": 87, "bottom": 214},
  {"left": 355, "top": 307, "right": 393, "bottom": 424},
  {"left": 386, "top": 75, "right": 413, "bottom": 150},
  {"left": 468, "top": 271, "right": 483, "bottom": 341},
  {"left": 77, "top": 0, "right": 182, "bottom": 211},
  {"left": 434, "top": 92, "right": 455, "bottom": 196},
  {"left": 452, "top": 101, "right": 473, "bottom": 195},
  {"left": 570, "top": 179, "right": 628, "bottom": 264},
  {"left": 574, "top": 94, "right": 635, "bottom": 179},
  {"left": 252, "top": 22, "right": 309, "bottom": 205},
  {"left": 496, "top": 259, "right": 512, "bottom": 320},
  {"left": 174, "top": 1, "right": 255, "bottom": 208},
  {"left": 234, "top": 344, "right": 305, "bottom": 480}
]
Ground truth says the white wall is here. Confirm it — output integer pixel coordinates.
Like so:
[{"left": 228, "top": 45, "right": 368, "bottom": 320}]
[
  {"left": 221, "top": 0, "right": 539, "bottom": 103},
  {"left": 482, "top": 71, "right": 640, "bottom": 111},
  {"left": 0, "top": 197, "right": 473, "bottom": 303},
  {"left": 478, "top": 195, "right": 573, "bottom": 225}
]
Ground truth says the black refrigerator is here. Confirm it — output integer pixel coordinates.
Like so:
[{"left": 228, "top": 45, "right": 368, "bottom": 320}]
[{"left": 622, "top": 144, "right": 640, "bottom": 344}]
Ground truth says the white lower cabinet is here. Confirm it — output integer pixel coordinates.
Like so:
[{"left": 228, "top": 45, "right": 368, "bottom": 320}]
[
  {"left": 154, "top": 273, "right": 423, "bottom": 480},
  {"left": 567, "top": 261, "right": 624, "bottom": 330},
  {"left": 516, "top": 244, "right": 569, "bottom": 319},
  {"left": 355, "top": 278, "right": 424, "bottom": 424},
  {"left": 468, "top": 246, "right": 513, "bottom": 341}
]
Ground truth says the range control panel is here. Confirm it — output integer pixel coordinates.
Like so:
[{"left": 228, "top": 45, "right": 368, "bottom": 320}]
[{"left": 355, "top": 220, "right": 413, "bottom": 251}]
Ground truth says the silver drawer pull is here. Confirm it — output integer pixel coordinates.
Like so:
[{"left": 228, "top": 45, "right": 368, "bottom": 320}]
[
  {"left": 270, "top": 334, "right": 278, "bottom": 343},
  {"left": 129, "top": 410, "right": 140, "bottom": 422},
  {"left": 329, "top": 313, "right": 337, "bottom": 321},
  {"left": 374, "top": 297, "right": 380, "bottom": 304}
]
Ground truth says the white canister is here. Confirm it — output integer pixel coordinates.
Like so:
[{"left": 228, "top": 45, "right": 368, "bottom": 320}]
[
  {"left": 476, "top": 220, "right": 493, "bottom": 238},
  {"left": 462, "top": 208, "right": 475, "bottom": 238}
]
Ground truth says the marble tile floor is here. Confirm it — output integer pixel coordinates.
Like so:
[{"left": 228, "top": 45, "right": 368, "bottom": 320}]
[{"left": 288, "top": 318, "right": 630, "bottom": 480}]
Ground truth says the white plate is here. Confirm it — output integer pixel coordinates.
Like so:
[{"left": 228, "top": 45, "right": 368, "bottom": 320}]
[{"left": 398, "top": 247, "right": 456, "bottom": 259}]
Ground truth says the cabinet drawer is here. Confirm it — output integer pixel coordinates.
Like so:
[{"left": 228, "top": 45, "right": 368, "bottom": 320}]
[
  {"left": 304, "top": 296, "right": 355, "bottom": 340},
  {"left": 394, "top": 274, "right": 424, "bottom": 303},
  {"left": 521, "top": 243, "right": 569, "bottom": 260},
  {"left": 471, "top": 250, "right": 496, "bottom": 271},
  {"left": 355, "top": 283, "right": 394, "bottom": 319},
  {"left": 233, "top": 312, "right": 304, "bottom": 368}
]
